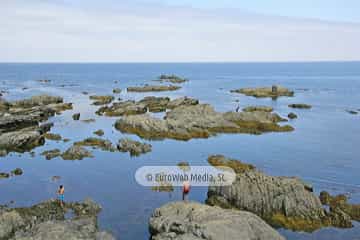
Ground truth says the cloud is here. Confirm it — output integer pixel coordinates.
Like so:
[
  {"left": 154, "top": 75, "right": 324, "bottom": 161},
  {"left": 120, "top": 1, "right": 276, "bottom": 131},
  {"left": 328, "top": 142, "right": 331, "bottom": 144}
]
[{"left": 1, "top": 0, "right": 359, "bottom": 62}]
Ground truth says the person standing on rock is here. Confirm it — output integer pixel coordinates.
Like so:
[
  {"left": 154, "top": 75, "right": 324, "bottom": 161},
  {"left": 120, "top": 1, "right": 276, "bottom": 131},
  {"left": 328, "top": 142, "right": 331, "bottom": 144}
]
[
  {"left": 57, "top": 185, "right": 65, "bottom": 207},
  {"left": 182, "top": 181, "right": 190, "bottom": 201}
]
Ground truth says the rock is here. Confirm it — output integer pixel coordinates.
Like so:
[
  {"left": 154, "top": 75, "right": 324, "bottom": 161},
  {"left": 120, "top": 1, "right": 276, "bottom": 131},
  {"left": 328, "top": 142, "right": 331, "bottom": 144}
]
[
  {"left": 89, "top": 95, "right": 114, "bottom": 105},
  {"left": 319, "top": 191, "right": 360, "bottom": 222},
  {"left": 117, "top": 138, "right": 152, "bottom": 156},
  {"left": 81, "top": 119, "right": 96, "bottom": 123},
  {"left": 74, "top": 138, "right": 116, "bottom": 152},
  {"left": 346, "top": 110, "right": 358, "bottom": 115},
  {"left": 115, "top": 104, "right": 293, "bottom": 141},
  {"left": 96, "top": 97, "right": 198, "bottom": 116},
  {"left": 127, "top": 85, "right": 181, "bottom": 92},
  {"left": 177, "top": 162, "right": 190, "bottom": 171},
  {"left": 288, "top": 104, "right": 312, "bottom": 109},
  {"left": 93, "top": 129, "right": 104, "bottom": 136},
  {"left": 72, "top": 113, "right": 81, "bottom": 120},
  {"left": 0, "top": 199, "right": 114, "bottom": 240},
  {"left": 0, "top": 149, "right": 7, "bottom": 157},
  {"left": 156, "top": 74, "right": 188, "bottom": 83},
  {"left": 61, "top": 145, "right": 93, "bottom": 160},
  {"left": 149, "top": 201, "right": 285, "bottom": 240},
  {"left": 112, "top": 88, "right": 121, "bottom": 94},
  {"left": 82, "top": 91, "right": 89, "bottom": 95},
  {"left": 208, "top": 155, "right": 255, "bottom": 174},
  {"left": 231, "top": 86, "right": 294, "bottom": 98},
  {"left": 206, "top": 155, "right": 354, "bottom": 232},
  {"left": 11, "top": 95, "right": 63, "bottom": 108},
  {"left": 288, "top": 112, "right": 298, "bottom": 119},
  {"left": 242, "top": 106, "right": 273, "bottom": 112},
  {"left": 10, "top": 168, "right": 23, "bottom": 176},
  {"left": 0, "top": 172, "right": 10, "bottom": 179},
  {"left": 63, "top": 138, "right": 70, "bottom": 142},
  {"left": 167, "top": 97, "right": 199, "bottom": 109},
  {"left": 43, "top": 133, "right": 62, "bottom": 141},
  {"left": 0, "top": 127, "right": 45, "bottom": 153},
  {"left": 37, "top": 79, "right": 51, "bottom": 83},
  {"left": 41, "top": 149, "right": 61, "bottom": 160}
]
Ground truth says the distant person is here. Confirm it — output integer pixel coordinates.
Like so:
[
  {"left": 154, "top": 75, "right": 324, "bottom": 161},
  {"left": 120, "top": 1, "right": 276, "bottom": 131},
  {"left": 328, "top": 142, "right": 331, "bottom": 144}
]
[
  {"left": 236, "top": 105, "right": 240, "bottom": 112},
  {"left": 57, "top": 185, "right": 65, "bottom": 207},
  {"left": 182, "top": 181, "right": 190, "bottom": 201}
]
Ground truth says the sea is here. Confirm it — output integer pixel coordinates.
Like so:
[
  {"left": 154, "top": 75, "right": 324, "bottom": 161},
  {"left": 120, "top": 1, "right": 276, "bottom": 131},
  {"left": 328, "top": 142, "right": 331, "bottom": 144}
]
[{"left": 0, "top": 62, "right": 360, "bottom": 239}]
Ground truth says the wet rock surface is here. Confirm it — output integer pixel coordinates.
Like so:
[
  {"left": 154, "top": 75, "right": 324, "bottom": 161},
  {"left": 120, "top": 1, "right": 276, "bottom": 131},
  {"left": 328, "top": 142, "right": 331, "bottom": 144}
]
[
  {"left": 93, "top": 129, "right": 105, "bottom": 136},
  {"left": 288, "top": 112, "right": 298, "bottom": 119},
  {"left": 43, "top": 133, "right": 62, "bottom": 141},
  {"left": 149, "top": 201, "right": 285, "bottom": 240},
  {"left": 0, "top": 95, "right": 72, "bottom": 155},
  {"left": 115, "top": 104, "right": 293, "bottom": 141},
  {"left": 117, "top": 138, "right": 152, "bottom": 156},
  {"left": 72, "top": 113, "right": 80, "bottom": 120},
  {"left": 231, "top": 85, "right": 294, "bottom": 98},
  {"left": 206, "top": 155, "right": 355, "bottom": 232},
  {"left": 127, "top": 85, "right": 181, "bottom": 92},
  {"left": 0, "top": 199, "right": 114, "bottom": 240}
]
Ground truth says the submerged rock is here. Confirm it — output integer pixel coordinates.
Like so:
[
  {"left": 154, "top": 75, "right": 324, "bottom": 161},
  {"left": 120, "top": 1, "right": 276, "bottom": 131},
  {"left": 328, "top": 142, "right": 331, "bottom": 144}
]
[
  {"left": 127, "top": 85, "right": 181, "bottom": 92},
  {"left": 288, "top": 112, "right": 298, "bottom": 119},
  {"left": 149, "top": 201, "right": 285, "bottom": 240},
  {"left": 74, "top": 138, "right": 116, "bottom": 152},
  {"left": 346, "top": 110, "right": 358, "bottom": 115},
  {"left": 206, "top": 155, "right": 354, "bottom": 232},
  {"left": 89, "top": 95, "right": 114, "bottom": 105},
  {"left": 117, "top": 138, "right": 152, "bottom": 156},
  {"left": 10, "top": 168, "right": 23, "bottom": 176},
  {"left": 115, "top": 104, "right": 293, "bottom": 141},
  {"left": 242, "top": 106, "right": 273, "bottom": 112},
  {"left": 41, "top": 149, "right": 61, "bottom": 160},
  {"left": 231, "top": 85, "right": 294, "bottom": 98},
  {"left": 0, "top": 199, "right": 114, "bottom": 240},
  {"left": 72, "top": 113, "right": 81, "bottom": 120},
  {"left": 288, "top": 103, "right": 312, "bottom": 109},
  {"left": 61, "top": 145, "right": 93, "bottom": 160},
  {"left": 0, "top": 172, "right": 10, "bottom": 179}
]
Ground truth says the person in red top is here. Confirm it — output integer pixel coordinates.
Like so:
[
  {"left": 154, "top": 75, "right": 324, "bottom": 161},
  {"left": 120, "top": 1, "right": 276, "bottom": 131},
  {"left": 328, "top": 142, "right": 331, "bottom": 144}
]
[{"left": 182, "top": 181, "right": 190, "bottom": 201}]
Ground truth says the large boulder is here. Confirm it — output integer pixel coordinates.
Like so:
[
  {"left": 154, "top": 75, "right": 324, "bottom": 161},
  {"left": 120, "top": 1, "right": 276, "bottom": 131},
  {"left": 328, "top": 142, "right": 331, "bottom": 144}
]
[
  {"left": 231, "top": 86, "right": 294, "bottom": 98},
  {"left": 149, "top": 201, "right": 284, "bottom": 240},
  {"left": 117, "top": 138, "right": 152, "bottom": 156},
  {"left": 206, "top": 155, "right": 353, "bottom": 232},
  {"left": 115, "top": 104, "right": 293, "bottom": 141}
]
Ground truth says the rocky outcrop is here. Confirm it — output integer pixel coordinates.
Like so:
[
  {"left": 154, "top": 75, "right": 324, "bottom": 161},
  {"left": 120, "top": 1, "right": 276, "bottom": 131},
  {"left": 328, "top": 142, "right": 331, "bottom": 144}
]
[
  {"left": 0, "top": 199, "right": 114, "bottom": 240},
  {"left": 72, "top": 113, "right": 80, "bottom": 120},
  {"left": 206, "top": 155, "right": 354, "bottom": 232},
  {"left": 113, "top": 88, "right": 121, "bottom": 94},
  {"left": 115, "top": 104, "right": 293, "bottom": 141},
  {"left": 96, "top": 97, "right": 198, "bottom": 116},
  {"left": 43, "top": 133, "right": 62, "bottom": 141},
  {"left": 41, "top": 149, "right": 61, "bottom": 160},
  {"left": 149, "top": 201, "right": 284, "bottom": 240},
  {"left": 89, "top": 95, "right": 114, "bottom": 105},
  {"left": 61, "top": 145, "right": 93, "bottom": 160},
  {"left": 231, "top": 86, "right": 294, "bottom": 98},
  {"left": 288, "top": 104, "right": 312, "bottom": 109},
  {"left": 242, "top": 106, "right": 273, "bottom": 112},
  {"left": 74, "top": 138, "right": 116, "bottom": 152},
  {"left": 0, "top": 95, "right": 72, "bottom": 155},
  {"left": 117, "top": 138, "right": 152, "bottom": 156},
  {"left": 93, "top": 129, "right": 104, "bottom": 136},
  {"left": 127, "top": 85, "right": 181, "bottom": 92},
  {"left": 155, "top": 74, "right": 188, "bottom": 83}
]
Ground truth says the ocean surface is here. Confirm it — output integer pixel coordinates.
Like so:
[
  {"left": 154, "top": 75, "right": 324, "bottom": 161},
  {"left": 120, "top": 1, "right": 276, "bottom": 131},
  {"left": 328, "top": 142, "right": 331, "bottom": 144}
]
[{"left": 0, "top": 62, "right": 360, "bottom": 239}]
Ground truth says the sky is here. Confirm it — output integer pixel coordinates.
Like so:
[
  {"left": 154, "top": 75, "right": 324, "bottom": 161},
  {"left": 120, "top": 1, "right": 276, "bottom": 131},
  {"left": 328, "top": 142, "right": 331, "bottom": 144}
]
[{"left": 0, "top": 0, "right": 359, "bottom": 62}]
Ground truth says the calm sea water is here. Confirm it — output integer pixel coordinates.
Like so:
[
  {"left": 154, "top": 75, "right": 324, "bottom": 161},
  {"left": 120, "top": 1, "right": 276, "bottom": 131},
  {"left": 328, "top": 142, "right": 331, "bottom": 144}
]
[{"left": 0, "top": 62, "right": 360, "bottom": 239}]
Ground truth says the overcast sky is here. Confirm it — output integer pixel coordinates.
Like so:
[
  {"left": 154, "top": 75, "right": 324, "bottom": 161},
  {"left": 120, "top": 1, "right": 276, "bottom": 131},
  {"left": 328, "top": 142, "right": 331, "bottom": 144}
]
[{"left": 1, "top": 0, "right": 359, "bottom": 62}]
